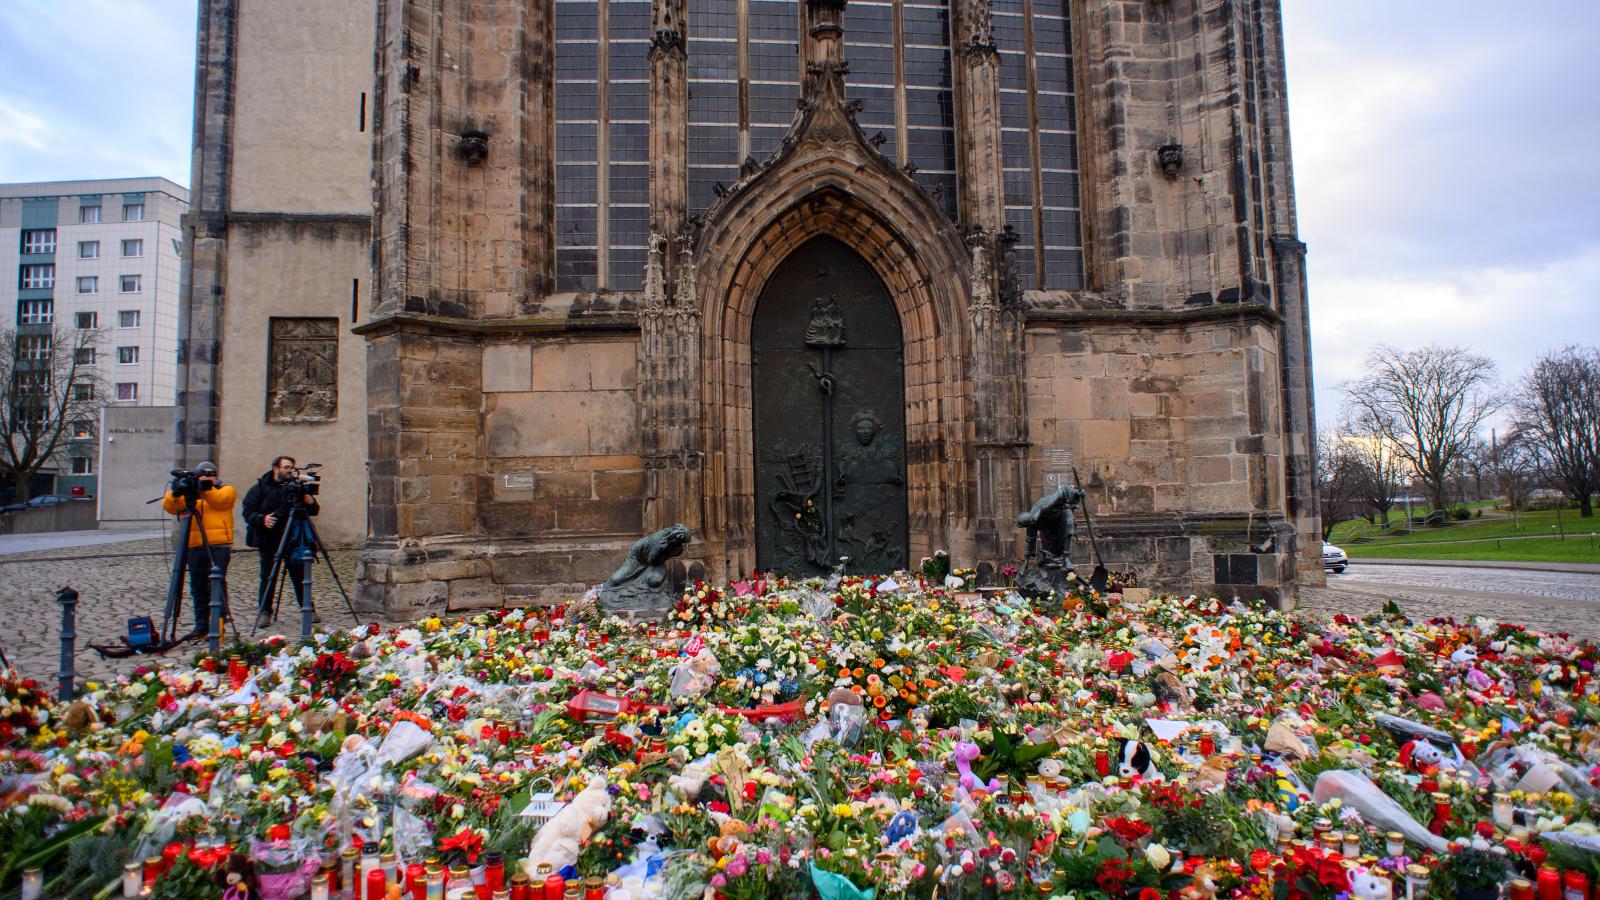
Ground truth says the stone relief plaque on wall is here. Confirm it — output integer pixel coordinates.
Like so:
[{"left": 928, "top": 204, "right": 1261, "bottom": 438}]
[{"left": 266, "top": 317, "right": 338, "bottom": 423}]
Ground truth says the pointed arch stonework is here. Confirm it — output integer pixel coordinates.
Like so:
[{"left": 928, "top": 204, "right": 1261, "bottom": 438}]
[{"left": 631, "top": 5, "right": 1033, "bottom": 578}]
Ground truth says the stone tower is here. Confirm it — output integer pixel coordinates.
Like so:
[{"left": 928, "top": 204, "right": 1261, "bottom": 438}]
[{"left": 179, "top": 0, "right": 1321, "bottom": 616}]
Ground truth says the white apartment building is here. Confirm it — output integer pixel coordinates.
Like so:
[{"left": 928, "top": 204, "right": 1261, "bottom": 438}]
[{"left": 0, "top": 177, "right": 188, "bottom": 497}]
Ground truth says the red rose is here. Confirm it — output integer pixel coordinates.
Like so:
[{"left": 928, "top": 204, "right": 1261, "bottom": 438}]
[{"left": 267, "top": 824, "right": 291, "bottom": 841}]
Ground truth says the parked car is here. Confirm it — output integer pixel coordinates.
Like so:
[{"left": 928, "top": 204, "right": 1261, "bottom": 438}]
[
  {"left": 1322, "top": 541, "right": 1348, "bottom": 574},
  {"left": 1, "top": 495, "right": 76, "bottom": 513}
]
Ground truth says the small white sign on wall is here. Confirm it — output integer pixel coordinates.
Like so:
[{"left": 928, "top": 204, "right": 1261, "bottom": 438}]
[
  {"left": 502, "top": 472, "right": 537, "bottom": 490},
  {"left": 1042, "top": 449, "right": 1073, "bottom": 492}
]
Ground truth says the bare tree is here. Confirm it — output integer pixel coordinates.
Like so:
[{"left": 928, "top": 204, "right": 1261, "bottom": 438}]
[
  {"left": 1315, "top": 430, "right": 1366, "bottom": 540},
  {"left": 1345, "top": 426, "right": 1406, "bottom": 526},
  {"left": 1344, "top": 344, "right": 1503, "bottom": 516},
  {"left": 0, "top": 326, "right": 104, "bottom": 503},
  {"left": 1495, "top": 428, "right": 1541, "bottom": 513},
  {"left": 1512, "top": 346, "right": 1600, "bottom": 517}
]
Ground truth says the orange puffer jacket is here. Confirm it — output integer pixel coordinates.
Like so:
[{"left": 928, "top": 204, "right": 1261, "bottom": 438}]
[{"left": 162, "top": 484, "right": 238, "bottom": 548}]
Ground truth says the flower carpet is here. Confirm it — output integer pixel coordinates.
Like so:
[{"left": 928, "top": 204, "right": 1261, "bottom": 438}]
[{"left": 1, "top": 574, "right": 1598, "bottom": 899}]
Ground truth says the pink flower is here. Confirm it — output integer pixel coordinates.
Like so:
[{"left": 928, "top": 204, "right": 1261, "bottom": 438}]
[
  {"left": 726, "top": 854, "right": 749, "bottom": 877},
  {"left": 755, "top": 850, "right": 772, "bottom": 866},
  {"left": 709, "top": 874, "right": 727, "bottom": 889}
]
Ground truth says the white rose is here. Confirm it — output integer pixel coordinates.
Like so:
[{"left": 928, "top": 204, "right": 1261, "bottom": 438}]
[{"left": 1144, "top": 845, "right": 1171, "bottom": 870}]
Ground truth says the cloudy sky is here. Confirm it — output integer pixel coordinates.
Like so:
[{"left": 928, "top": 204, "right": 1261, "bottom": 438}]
[{"left": 1, "top": 1, "right": 1594, "bottom": 427}]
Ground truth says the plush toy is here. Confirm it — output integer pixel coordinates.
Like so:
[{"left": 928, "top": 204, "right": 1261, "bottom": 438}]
[
  {"left": 1174, "top": 862, "right": 1220, "bottom": 900},
  {"left": 214, "top": 852, "right": 259, "bottom": 900},
  {"left": 1347, "top": 865, "right": 1393, "bottom": 900},
  {"left": 1115, "top": 738, "right": 1159, "bottom": 780},
  {"left": 524, "top": 778, "right": 614, "bottom": 873},
  {"left": 952, "top": 740, "right": 1002, "bottom": 793},
  {"left": 1036, "top": 758, "right": 1064, "bottom": 780},
  {"left": 1449, "top": 645, "right": 1479, "bottom": 665},
  {"left": 670, "top": 648, "right": 722, "bottom": 699},
  {"left": 1398, "top": 738, "right": 1445, "bottom": 774}
]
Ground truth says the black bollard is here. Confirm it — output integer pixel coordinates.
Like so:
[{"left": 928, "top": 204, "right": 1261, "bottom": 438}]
[
  {"left": 55, "top": 587, "right": 77, "bottom": 702},
  {"left": 300, "top": 558, "right": 315, "bottom": 644}
]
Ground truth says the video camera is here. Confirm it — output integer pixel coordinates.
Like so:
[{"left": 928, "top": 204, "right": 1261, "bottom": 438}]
[
  {"left": 168, "top": 468, "right": 212, "bottom": 506},
  {"left": 281, "top": 463, "right": 323, "bottom": 500}
]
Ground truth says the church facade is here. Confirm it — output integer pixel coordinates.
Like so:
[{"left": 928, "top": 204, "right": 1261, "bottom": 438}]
[{"left": 176, "top": 0, "right": 1321, "bottom": 616}]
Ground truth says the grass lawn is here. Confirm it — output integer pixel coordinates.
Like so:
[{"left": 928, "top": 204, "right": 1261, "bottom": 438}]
[{"left": 1328, "top": 507, "right": 1600, "bottom": 564}]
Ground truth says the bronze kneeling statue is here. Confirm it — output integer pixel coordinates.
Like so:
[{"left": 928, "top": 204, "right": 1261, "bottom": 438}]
[{"left": 599, "top": 524, "right": 693, "bottom": 617}]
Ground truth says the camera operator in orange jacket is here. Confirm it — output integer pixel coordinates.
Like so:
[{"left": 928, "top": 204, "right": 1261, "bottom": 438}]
[{"left": 161, "top": 461, "right": 237, "bottom": 639}]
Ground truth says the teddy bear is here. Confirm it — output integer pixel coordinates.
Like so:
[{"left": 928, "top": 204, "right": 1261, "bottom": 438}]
[
  {"left": 524, "top": 778, "right": 613, "bottom": 873},
  {"left": 1115, "top": 738, "right": 1159, "bottom": 780}
]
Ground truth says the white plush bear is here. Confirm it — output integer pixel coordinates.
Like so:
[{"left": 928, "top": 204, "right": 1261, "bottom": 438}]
[{"left": 524, "top": 778, "right": 613, "bottom": 874}]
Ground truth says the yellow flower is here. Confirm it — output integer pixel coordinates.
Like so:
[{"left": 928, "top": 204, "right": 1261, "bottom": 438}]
[{"left": 832, "top": 803, "right": 855, "bottom": 818}]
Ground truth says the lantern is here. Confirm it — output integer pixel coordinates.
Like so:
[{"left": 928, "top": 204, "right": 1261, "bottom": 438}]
[{"left": 517, "top": 778, "right": 567, "bottom": 830}]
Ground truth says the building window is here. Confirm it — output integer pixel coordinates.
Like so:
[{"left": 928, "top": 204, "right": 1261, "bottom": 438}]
[
  {"left": 117, "top": 309, "right": 140, "bottom": 328},
  {"left": 78, "top": 240, "right": 99, "bottom": 259},
  {"left": 122, "top": 203, "right": 144, "bottom": 222},
  {"left": 71, "top": 419, "right": 94, "bottom": 440},
  {"left": 17, "top": 300, "right": 53, "bottom": 325},
  {"left": 116, "top": 346, "right": 139, "bottom": 365},
  {"left": 77, "top": 276, "right": 98, "bottom": 294},
  {"left": 20, "top": 264, "right": 54, "bottom": 289},
  {"left": 115, "top": 382, "right": 138, "bottom": 402},
  {"left": 119, "top": 275, "right": 141, "bottom": 293},
  {"left": 267, "top": 317, "right": 339, "bottom": 422},
  {"left": 71, "top": 382, "right": 94, "bottom": 401},
  {"left": 121, "top": 238, "right": 143, "bottom": 257},
  {"left": 17, "top": 335, "right": 52, "bottom": 361},
  {"left": 555, "top": 0, "right": 602, "bottom": 291},
  {"left": 74, "top": 348, "right": 95, "bottom": 366},
  {"left": 70, "top": 456, "right": 93, "bottom": 475},
  {"left": 21, "top": 229, "right": 56, "bottom": 254},
  {"left": 75, "top": 311, "right": 97, "bottom": 329},
  {"left": 79, "top": 205, "right": 101, "bottom": 224}
]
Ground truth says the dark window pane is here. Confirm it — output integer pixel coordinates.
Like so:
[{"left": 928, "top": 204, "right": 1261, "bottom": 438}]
[
  {"left": 1003, "top": 169, "right": 1033, "bottom": 206},
  {"left": 557, "top": 207, "right": 598, "bottom": 246},
  {"left": 1035, "top": 90, "right": 1073, "bottom": 125},
  {"left": 1040, "top": 207, "right": 1080, "bottom": 247},
  {"left": 1039, "top": 170, "right": 1079, "bottom": 207},
  {"left": 1041, "top": 248, "right": 1083, "bottom": 290},
  {"left": 749, "top": 0, "right": 798, "bottom": 40},
  {"left": 690, "top": 0, "right": 738, "bottom": 37},
  {"left": 610, "top": 248, "right": 647, "bottom": 290},
  {"left": 610, "top": 47, "right": 652, "bottom": 81},
  {"left": 688, "top": 126, "right": 739, "bottom": 164},
  {"left": 749, "top": 41, "right": 799, "bottom": 82},
  {"left": 849, "top": 44, "right": 895, "bottom": 83},
  {"left": 902, "top": 5, "right": 949, "bottom": 46},
  {"left": 1032, "top": 15, "right": 1069, "bottom": 51},
  {"left": 1000, "top": 92, "right": 1030, "bottom": 129},
  {"left": 1035, "top": 53, "right": 1073, "bottom": 93},
  {"left": 609, "top": 205, "right": 650, "bottom": 243},
  {"left": 556, "top": 248, "right": 598, "bottom": 291},
  {"left": 1037, "top": 129, "right": 1076, "bottom": 170},
  {"left": 843, "top": 3, "right": 894, "bottom": 44},
  {"left": 689, "top": 40, "right": 739, "bottom": 78},
  {"left": 610, "top": 164, "right": 650, "bottom": 204},
  {"left": 1001, "top": 128, "right": 1031, "bottom": 168}
]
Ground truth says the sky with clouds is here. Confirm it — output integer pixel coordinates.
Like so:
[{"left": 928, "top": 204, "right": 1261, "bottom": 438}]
[{"left": 0, "top": 1, "right": 1593, "bottom": 429}]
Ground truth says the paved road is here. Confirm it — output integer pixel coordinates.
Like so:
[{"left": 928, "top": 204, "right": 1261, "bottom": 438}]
[
  {"left": 0, "top": 527, "right": 168, "bottom": 556},
  {"left": 1339, "top": 563, "right": 1600, "bottom": 603},
  {"left": 1300, "top": 563, "right": 1600, "bottom": 643}
]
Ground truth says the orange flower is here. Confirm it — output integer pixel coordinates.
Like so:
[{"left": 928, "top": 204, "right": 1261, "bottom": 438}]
[
  {"left": 839, "top": 667, "right": 852, "bottom": 679},
  {"left": 873, "top": 695, "right": 888, "bottom": 708},
  {"left": 852, "top": 667, "right": 865, "bottom": 680},
  {"left": 872, "top": 658, "right": 886, "bottom": 669}
]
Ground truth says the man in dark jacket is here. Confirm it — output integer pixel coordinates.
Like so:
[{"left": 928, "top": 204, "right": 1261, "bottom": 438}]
[{"left": 242, "top": 455, "right": 320, "bottom": 627}]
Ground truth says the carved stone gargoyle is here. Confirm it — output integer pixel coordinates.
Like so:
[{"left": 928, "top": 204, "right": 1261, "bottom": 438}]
[{"left": 598, "top": 524, "right": 693, "bottom": 618}]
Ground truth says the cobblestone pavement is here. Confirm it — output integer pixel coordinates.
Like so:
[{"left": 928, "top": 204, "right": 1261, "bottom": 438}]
[
  {"left": 1339, "top": 563, "right": 1600, "bottom": 603},
  {"left": 1299, "top": 565, "right": 1600, "bottom": 643},
  {"left": 0, "top": 537, "right": 383, "bottom": 687}
]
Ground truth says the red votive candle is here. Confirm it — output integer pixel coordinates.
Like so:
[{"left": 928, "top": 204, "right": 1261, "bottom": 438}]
[
  {"left": 544, "top": 872, "right": 565, "bottom": 900},
  {"left": 366, "top": 869, "right": 387, "bottom": 900}
]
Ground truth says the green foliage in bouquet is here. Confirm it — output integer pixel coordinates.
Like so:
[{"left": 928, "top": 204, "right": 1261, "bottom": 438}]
[
  {"left": 1434, "top": 846, "right": 1512, "bottom": 893},
  {"left": 970, "top": 729, "right": 1057, "bottom": 783}
]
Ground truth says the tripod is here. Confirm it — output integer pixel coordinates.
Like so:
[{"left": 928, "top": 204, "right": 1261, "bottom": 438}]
[
  {"left": 253, "top": 497, "right": 357, "bottom": 639},
  {"left": 158, "top": 498, "right": 236, "bottom": 655}
]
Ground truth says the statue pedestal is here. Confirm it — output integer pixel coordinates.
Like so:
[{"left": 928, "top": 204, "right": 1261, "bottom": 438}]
[{"left": 1016, "top": 565, "right": 1076, "bottom": 600}]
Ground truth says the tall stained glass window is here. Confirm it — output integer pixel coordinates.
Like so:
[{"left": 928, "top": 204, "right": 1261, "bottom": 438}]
[
  {"left": 555, "top": 0, "right": 654, "bottom": 292},
  {"left": 609, "top": 0, "right": 652, "bottom": 290},
  {"left": 993, "top": 0, "right": 1082, "bottom": 290},
  {"left": 688, "top": 0, "right": 742, "bottom": 212},
  {"left": 555, "top": 0, "right": 601, "bottom": 291},
  {"left": 842, "top": 0, "right": 958, "bottom": 220}
]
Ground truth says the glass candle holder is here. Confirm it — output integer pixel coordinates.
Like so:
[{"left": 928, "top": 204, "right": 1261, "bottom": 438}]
[
  {"left": 1404, "top": 864, "right": 1430, "bottom": 900},
  {"left": 122, "top": 861, "right": 143, "bottom": 898},
  {"left": 311, "top": 873, "right": 332, "bottom": 900}
]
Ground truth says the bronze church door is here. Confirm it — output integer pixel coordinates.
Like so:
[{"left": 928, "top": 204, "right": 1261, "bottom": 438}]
[{"left": 751, "top": 237, "right": 909, "bottom": 576}]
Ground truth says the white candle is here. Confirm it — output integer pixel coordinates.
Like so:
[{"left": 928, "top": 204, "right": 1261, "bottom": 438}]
[
  {"left": 20, "top": 868, "right": 42, "bottom": 900},
  {"left": 122, "top": 862, "right": 143, "bottom": 898}
]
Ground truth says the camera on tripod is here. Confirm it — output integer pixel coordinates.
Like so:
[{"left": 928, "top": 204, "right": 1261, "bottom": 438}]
[
  {"left": 168, "top": 468, "right": 209, "bottom": 506},
  {"left": 280, "top": 463, "right": 322, "bottom": 500}
]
